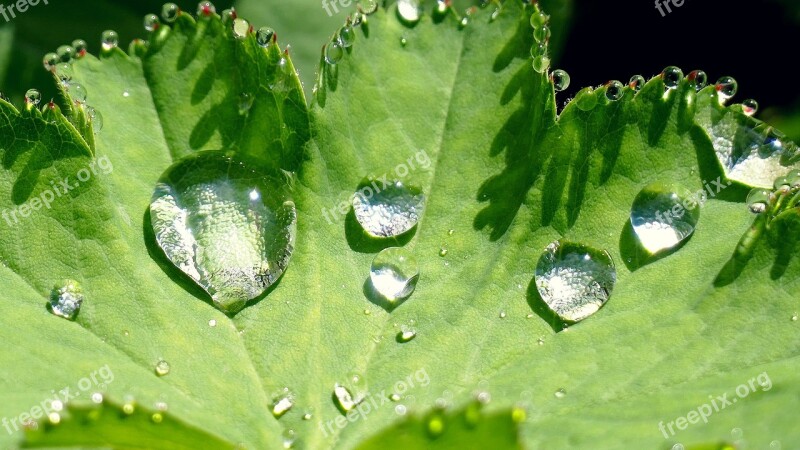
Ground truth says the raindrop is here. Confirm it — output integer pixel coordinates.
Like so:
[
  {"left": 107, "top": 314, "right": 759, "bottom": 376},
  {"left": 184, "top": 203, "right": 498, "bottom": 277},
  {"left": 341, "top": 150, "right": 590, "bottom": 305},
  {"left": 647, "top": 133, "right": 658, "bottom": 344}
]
[
  {"left": 397, "top": 0, "right": 421, "bottom": 25},
  {"left": 630, "top": 182, "right": 700, "bottom": 254},
  {"left": 554, "top": 388, "right": 566, "bottom": 398},
  {"left": 447, "top": 229, "right": 454, "bottom": 236},
  {"left": 629, "top": 75, "right": 645, "bottom": 92},
  {"left": 232, "top": 18, "right": 250, "bottom": 39},
  {"left": 352, "top": 11, "right": 365, "bottom": 27},
  {"left": 68, "top": 83, "right": 88, "bottom": 104},
  {"left": 144, "top": 14, "right": 160, "bottom": 32},
  {"left": 715, "top": 76, "right": 738, "bottom": 102},
  {"left": 530, "top": 11, "right": 548, "bottom": 28},
  {"left": 256, "top": 27, "right": 275, "bottom": 47},
  {"left": 746, "top": 188, "right": 771, "bottom": 214},
  {"left": 359, "top": 0, "right": 378, "bottom": 15},
  {"left": 370, "top": 247, "right": 420, "bottom": 303},
  {"left": 271, "top": 388, "right": 294, "bottom": 418},
  {"left": 661, "top": 66, "right": 683, "bottom": 89},
  {"left": 533, "top": 25, "right": 550, "bottom": 43},
  {"left": 687, "top": 70, "right": 707, "bottom": 90},
  {"left": 25, "top": 89, "right": 41, "bottom": 106},
  {"left": 101, "top": 30, "right": 119, "bottom": 51},
  {"left": 333, "top": 383, "right": 358, "bottom": 412},
  {"left": 742, "top": 98, "right": 758, "bottom": 116},
  {"left": 550, "top": 69, "right": 570, "bottom": 92},
  {"left": 338, "top": 25, "right": 356, "bottom": 48},
  {"left": 43, "top": 53, "right": 58, "bottom": 71},
  {"left": 238, "top": 92, "right": 254, "bottom": 114},
  {"left": 197, "top": 1, "right": 216, "bottom": 16},
  {"left": 123, "top": 89, "right": 130, "bottom": 98},
  {"left": 72, "top": 39, "right": 87, "bottom": 56},
  {"left": 55, "top": 63, "right": 73, "bottom": 85},
  {"left": 154, "top": 359, "right": 170, "bottom": 376},
  {"left": 149, "top": 151, "right": 297, "bottom": 314},
  {"left": 325, "top": 40, "right": 343, "bottom": 65},
  {"left": 56, "top": 45, "right": 75, "bottom": 63},
  {"left": 605, "top": 80, "right": 624, "bottom": 101},
  {"left": 352, "top": 181, "right": 423, "bottom": 237},
  {"left": 532, "top": 55, "right": 550, "bottom": 74},
  {"left": 791, "top": 313, "right": 797, "bottom": 322},
  {"left": 86, "top": 106, "right": 104, "bottom": 132},
  {"left": 534, "top": 240, "right": 616, "bottom": 322},
  {"left": 162, "top": 3, "right": 180, "bottom": 23},
  {"left": 49, "top": 279, "right": 83, "bottom": 320}
]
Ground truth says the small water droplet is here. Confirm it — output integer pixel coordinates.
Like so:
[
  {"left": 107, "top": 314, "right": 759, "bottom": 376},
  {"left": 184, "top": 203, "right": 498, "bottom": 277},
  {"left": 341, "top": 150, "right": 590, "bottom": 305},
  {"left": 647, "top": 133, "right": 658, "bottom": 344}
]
[
  {"left": 68, "top": 83, "right": 88, "bottom": 104},
  {"left": 232, "top": 18, "right": 250, "bottom": 39},
  {"left": 208, "top": 319, "right": 217, "bottom": 327},
  {"left": 91, "top": 392, "right": 104, "bottom": 404},
  {"left": 397, "top": 327, "right": 416, "bottom": 342},
  {"left": 394, "top": 404, "right": 407, "bottom": 415},
  {"left": 746, "top": 188, "right": 771, "bottom": 214},
  {"left": 715, "top": 76, "right": 738, "bottom": 103},
  {"left": 333, "top": 383, "right": 358, "bottom": 412},
  {"left": 271, "top": 388, "right": 294, "bottom": 418},
  {"left": 554, "top": 388, "right": 566, "bottom": 398},
  {"left": 533, "top": 25, "right": 550, "bottom": 43},
  {"left": 72, "top": 39, "right": 87, "bottom": 57},
  {"left": 397, "top": 0, "right": 421, "bottom": 24},
  {"left": 550, "top": 69, "right": 570, "bottom": 92},
  {"left": 447, "top": 229, "right": 454, "bottom": 236},
  {"left": 629, "top": 75, "right": 645, "bottom": 91},
  {"left": 530, "top": 11, "right": 548, "bottom": 28},
  {"left": 359, "top": 0, "right": 378, "bottom": 15},
  {"left": 352, "top": 181, "right": 423, "bottom": 237},
  {"left": 256, "top": 27, "right": 275, "bottom": 47},
  {"left": 389, "top": 393, "right": 401, "bottom": 402},
  {"left": 370, "top": 247, "right": 420, "bottom": 303},
  {"left": 687, "top": 70, "right": 707, "bottom": 90},
  {"left": 661, "top": 66, "right": 683, "bottom": 89},
  {"left": 43, "top": 53, "right": 58, "bottom": 71},
  {"left": 302, "top": 412, "right": 312, "bottom": 420},
  {"left": 399, "top": 36, "right": 408, "bottom": 47},
  {"left": 338, "top": 25, "right": 355, "bottom": 48},
  {"left": 742, "top": 98, "right": 759, "bottom": 116},
  {"left": 101, "top": 30, "right": 119, "bottom": 51},
  {"left": 532, "top": 55, "right": 550, "bottom": 74},
  {"left": 282, "top": 429, "right": 295, "bottom": 449},
  {"left": 671, "top": 444, "right": 684, "bottom": 450},
  {"left": 363, "top": 308, "right": 371, "bottom": 315},
  {"left": 221, "top": 8, "right": 237, "bottom": 25},
  {"left": 197, "top": 1, "right": 216, "bottom": 16},
  {"left": 630, "top": 182, "right": 700, "bottom": 254},
  {"left": 238, "top": 92, "right": 254, "bottom": 114},
  {"left": 55, "top": 63, "right": 73, "bottom": 85},
  {"left": 150, "top": 152, "right": 297, "bottom": 314},
  {"left": 731, "top": 427, "right": 743, "bottom": 440},
  {"left": 49, "top": 279, "right": 83, "bottom": 320},
  {"left": 144, "top": 14, "right": 160, "bottom": 32},
  {"left": 25, "top": 89, "right": 42, "bottom": 106},
  {"left": 537, "top": 337, "right": 544, "bottom": 345},
  {"left": 122, "top": 398, "right": 136, "bottom": 415},
  {"left": 86, "top": 106, "right": 103, "bottom": 132},
  {"left": 535, "top": 240, "right": 616, "bottom": 322},
  {"left": 325, "top": 39, "right": 344, "bottom": 65},
  {"left": 499, "top": 311, "right": 506, "bottom": 319},
  {"left": 56, "top": 45, "right": 75, "bottom": 63},
  {"left": 605, "top": 80, "right": 624, "bottom": 101},
  {"left": 438, "top": 246, "right": 448, "bottom": 257},
  {"left": 162, "top": 3, "right": 180, "bottom": 23},
  {"left": 48, "top": 412, "right": 61, "bottom": 424},
  {"left": 122, "top": 89, "right": 131, "bottom": 98},
  {"left": 154, "top": 359, "right": 171, "bottom": 376}
]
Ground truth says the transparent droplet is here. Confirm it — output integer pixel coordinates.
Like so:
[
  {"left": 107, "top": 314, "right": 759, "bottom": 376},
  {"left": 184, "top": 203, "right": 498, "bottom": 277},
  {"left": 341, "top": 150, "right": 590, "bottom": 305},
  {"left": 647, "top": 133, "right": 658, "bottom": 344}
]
[
  {"left": 671, "top": 444, "right": 684, "bottom": 450},
  {"left": 742, "top": 98, "right": 759, "bottom": 116},
  {"left": 55, "top": 62, "right": 73, "bottom": 85},
  {"left": 661, "top": 66, "right": 683, "bottom": 89},
  {"left": 149, "top": 151, "right": 297, "bottom": 314},
  {"left": 397, "top": 0, "right": 421, "bottom": 25},
  {"left": 533, "top": 25, "right": 550, "bottom": 43},
  {"left": 221, "top": 8, "right": 237, "bottom": 25},
  {"left": 208, "top": 319, "right": 217, "bottom": 327},
  {"left": 400, "top": 36, "right": 408, "bottom": 47},
  {"left": 56, "top": 45, "right": 75, "bottom": 63},
  {"left": 746, "top": 188, "right": 771, "bottom": 214},
  {"left": 154, "top": 359, "right": 170, "bottom": 376},
  {"left": 162, "top": 3, "right": 180, "bottom": 22},
  {"left": 715, "top": 76, "right": 738, "bottom": 102},
  {"left": 271, "top": 388, "right": 294, "bottom": 418},
  {"left": 532, "top": 55, "right": 550, "bottom": 74},
  {"left": 530, "top": 11, "right": 548, "bottom": 28},
  {"left": 72, "top": 39, "right": 87, "bottom": 56},
  {"left": 554, "top": 388, "right": 566, "bottom": 398},
  {"left": 197, "top": 1, "right": 216, "bottom": 16},
  {"left": 238, "top": 92, "right": 254, "bottom": 114},
  {"left": 282, "top": 429, "right": 295, "bottom": 449},
  {"left": 338, "top": 25, "right": 356, "bottom": 49},
  {"left": 397, "top": 324, "right": 416, "bottom": 342},
  {"left": 438, "top": 247, "right": 448, "bottom": 257},
  {"left": 144, "top": 14, "right": 160, "bottom": 32},
  {"left": 629, "top": 75, "right": 645, "bottom": 92},
  {"left": 550, "top": 69, "right": 570, "bottom": 92},
  {"left": 232, "top": 18, "right": 250, "bottom": 39},
  {"left": 86, "top": 106, "right": 104, "bottom": 132},
  {"left": 256, "top": 27, "right": 275, "bottom": 47},
  {"left": 395, "top": 404, "right": 407, "bottom": 415},
  {"left": 359, "top": 0, "right": 378, "bottom": 15},
  {"left": 324, "top": 39, "right": 343, "bottom": 65},
  {"left": 352, "top": 181, "right": 423, "bottom": 237},
  {"left": 687, "top": 70, "right": 707, "bottom": 90},
  {"left": 49, "top": 279, "right": 83, "bottom": 320},
  {"left": 389, "top": 393, "right": 401, "bottom": 402},
  {"left": 333, "top": 383, "right": 358, "bottom": 412},
  {"left": 499, "top": 311, "right": 506, "bottom": 319},
  {"left": 101, "top": 30, "right": 119, "bottom": 51},
  {"left": 535, "top": 240, "right": 616, "bottom": 322},
  {"left": 43, "top": 53, "right": 58, "bottom": 71},
  {"left": 630, "top": 182, "right": 700, "bottom": 254},
  {"left": 605, "top": 80, "right": 624, "bottom": 101},
  {"left": 791, "top": 313, "right": 797, "bottom": 322},
  {"left": 25, "top": 89, "right": 41, "bottom": 106},
  {"left": 370, "top": 247, "right": 420, "bottom": 303},
  {"left": 435, "top": 0, "right": 449, "bottom": 16},
  {"left": 68, "top": 83, "right": 88, "bottom": 104},
  {"left": 731, "top": 427, "right": 743, "bottom": 440},
  {"left": 537, "top": 337, "right": 544, "bottom": 345},
  {"left": 302, "top": 412, "right": 312, "bottom": 420}
]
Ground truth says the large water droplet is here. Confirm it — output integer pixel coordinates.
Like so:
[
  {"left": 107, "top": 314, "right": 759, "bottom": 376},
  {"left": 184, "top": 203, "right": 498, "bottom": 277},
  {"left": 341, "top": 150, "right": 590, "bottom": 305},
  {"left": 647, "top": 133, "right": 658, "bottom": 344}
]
[
  {"left": 49, "top": 279, "right": 84, "bottom": 320},
  {"left": 325, "top": 40, "right": 343, "bottom": 65},
  {"left": 746, "top": 188, "right": 772, "bottom": 214},
  {"left": 232, "top": 18, "right": 250, "bottom": 39},
  {"left": 370, "top": 247, "right": 419, "bottom": 303},
  {"left": 271, "top": 388, "right": 294, "bottom": 418},
  {"left": 715, "top": 76, "right": 738, "bottom": 103},
  {"left": 534, "top": 241, "right": 616, "bottom": 322},
  {"left": 43, "top": 53, "right": 58, "bottom": 71},
  {"left": 56, "top": 45, "right": 75, "bottom": 63},
  {"left": 72, "top": 39, "right": 87, "bottom": 57},
  {"left": 397, "top": 0, "right": 421, "bottom": 25},
  {"left": 333, "top": 383, "right": 358, "bottom": 412},
  {"left": 661, "top": 66, "right": 683, "bottom": 89},
  {"left": 101, "top": 30, "right": 119, "bottom": 51},
  {"left": 338, "top": 25, "right": 356, "bottom": 48},
  {"left": 144, "top": 14, "right": 161, "bottom": 32},
  {"left": 605, "top": 80, "right": 623, "bottom": 101},
  {"left": 630, "top": 182, "right": 700, "bottom": 254},
  {"left": 162, "top": 3, "right": 180, "bottom": 22},
  {"left": 359, "top": 0, "right": 378, "bottom": 15},
  {"left": 687, "top": 69, "right": 707, "bottom": 90},
  {"left": 742, "top": 98, "right": 759, "bottom": 117},
  {"left": 149, "top": 151, "right": 296, "bottom": 314},
  {"left": 86, "top": 106, "right": 104, "bottom": 133},
  {"left": 68, "top": 83, "right": 88, "bottom": 104},
  {"left": 352, "top": 181, "right": 423, "bottom": 237},
  {"left": 197, "top": 1, "right": 216, "bottom": 16},
  {"left": 25, "top": 89, "right": 41, "bottom": 106},
  {"left": 550, "top": 69, "right": 570, "bottom": 92},
  {"left": 629, "top": 75, "right": 645, "bottom": 92},
  {"left": 256, "top": 27, "right": 275, "bottom": 47}
]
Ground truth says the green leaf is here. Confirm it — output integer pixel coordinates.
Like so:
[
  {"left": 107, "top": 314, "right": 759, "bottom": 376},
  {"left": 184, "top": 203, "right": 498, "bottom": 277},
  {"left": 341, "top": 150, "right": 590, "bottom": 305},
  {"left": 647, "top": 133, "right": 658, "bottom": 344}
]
[{"left": 1, "top": 1, "right": 799, "bottom": 449}]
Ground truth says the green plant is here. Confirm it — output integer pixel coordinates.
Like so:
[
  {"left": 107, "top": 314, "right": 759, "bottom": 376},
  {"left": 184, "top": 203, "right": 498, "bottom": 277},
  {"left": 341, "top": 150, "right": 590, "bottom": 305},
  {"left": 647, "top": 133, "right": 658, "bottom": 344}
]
[{"left": 1, "top": 1, "right": 798, "bottom": 449}]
